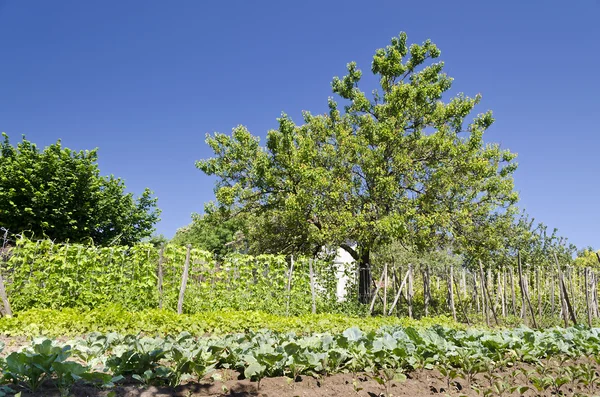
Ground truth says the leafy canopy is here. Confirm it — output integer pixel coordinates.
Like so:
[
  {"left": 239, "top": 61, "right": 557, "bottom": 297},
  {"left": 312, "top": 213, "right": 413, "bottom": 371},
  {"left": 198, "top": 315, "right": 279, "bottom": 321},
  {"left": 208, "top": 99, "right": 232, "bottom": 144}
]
[
  {"left": 0, "top": 133, "right": 160, "bottom": 245},
  {"left": 171, "top": 212, "right": 247, "bottom": 256},
  {"left": 197, "top": 32, "right": 518, "bottom": 259}
]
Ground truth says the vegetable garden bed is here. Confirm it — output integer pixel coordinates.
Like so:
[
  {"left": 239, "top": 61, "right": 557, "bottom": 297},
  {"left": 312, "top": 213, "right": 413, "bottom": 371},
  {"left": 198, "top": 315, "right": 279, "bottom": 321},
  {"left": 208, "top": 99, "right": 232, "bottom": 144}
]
[{"left": 1, "top": 324, "right": 600, "bottom": 396}]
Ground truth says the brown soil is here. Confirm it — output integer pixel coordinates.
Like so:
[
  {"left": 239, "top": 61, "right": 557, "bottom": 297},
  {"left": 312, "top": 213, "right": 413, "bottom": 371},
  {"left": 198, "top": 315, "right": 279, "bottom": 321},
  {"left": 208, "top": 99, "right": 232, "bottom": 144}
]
[
  {"left": 10, "top": 367, "right": 595, "bottom": 397},
  {"left": 1, "top": 372, "right": 466, "bottom": 397}
]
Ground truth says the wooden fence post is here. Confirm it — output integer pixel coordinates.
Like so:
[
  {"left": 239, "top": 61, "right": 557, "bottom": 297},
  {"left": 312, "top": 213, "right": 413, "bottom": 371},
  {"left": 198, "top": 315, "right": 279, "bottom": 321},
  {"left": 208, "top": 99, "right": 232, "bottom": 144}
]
[
  {"left": 407, "top": 263, "right": 413, "bottom": 319},
  {"left": 448, "top": 265, "right": 456, "bottom": 321},
  {"left": 590, "top": 269, "right": 598, "bottom": 318},
  {"left": 553, "top": 253, "right": 570, "bottom": 327},
  {"left": 501, "top": 267, "right": 506, "bottom": 317},
  {"left": 568, "top": 266, "right": 577, "bottom": 316},
  {"left": 0, "top": 270, "right": 12, "bottom": 317},
  {"left": 389, "top": 269, "right": 410, "bottom": 315},
  {"left": 309, "top": 259, "right": 317, "bottom": 314},
  {"left": 474, "top": 272, "right": 480, "bottom": 315},
  {"left": 557, "top": 266, "right": 577, "bottom": 326},
  {"left": 585, "top": 267, "right": 592, "bottom": 327},
  {"left": 285, "top": 255, "right": 294, "bottom": 316},
  {"left": 177, "top": 245, "right": 191, "bottom": 315},
  {"left": 452, "top": 270, "right": 470, "bottom": 325},
  {"left": 157, "top": 245, "right": 165, "bottom": 309},
  {"left": 423, "top": 266, "right": 431, "bottom": 317},
  {"left": 536, "top": 266, "right": 541, "bottom": 318},
  {"left": 517, "top": 253, "right": 537, "bottom": 328},
  {"left": 369, "top": 270, "right": 386, "bottom": 314},
  {"left": 383, "top": 263, "right": 388, "bottom": 316},
  {"left": 509, "top": 267, "right": 517, "bottom": 317},
  {"left": 479, "top": 260, "right": 498, "bottom": 326},
  {"left": 461, "top": 268, "right": 467, "bottom": 299},
  {"left": 551, "top": 265, "right": 556, "bottom": 315},
  {"left": 477, "top": 263, "right": 489, "bottom": 326}
]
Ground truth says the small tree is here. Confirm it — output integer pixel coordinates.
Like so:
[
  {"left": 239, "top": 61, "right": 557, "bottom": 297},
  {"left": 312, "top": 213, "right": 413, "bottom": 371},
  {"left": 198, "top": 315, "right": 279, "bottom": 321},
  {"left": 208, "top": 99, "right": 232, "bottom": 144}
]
[{"left": 0, "top": 133, "right": 160, "bottom": 245}]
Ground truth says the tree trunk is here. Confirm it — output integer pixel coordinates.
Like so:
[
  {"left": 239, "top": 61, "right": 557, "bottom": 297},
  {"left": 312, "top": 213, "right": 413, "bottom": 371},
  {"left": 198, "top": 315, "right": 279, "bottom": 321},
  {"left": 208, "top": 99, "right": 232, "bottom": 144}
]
[
  {"left": 341, "top": 244, "right": 372, "bottom": 305},
  {"left": 357, "top": 249, "right": 372, "bottom": 304}
]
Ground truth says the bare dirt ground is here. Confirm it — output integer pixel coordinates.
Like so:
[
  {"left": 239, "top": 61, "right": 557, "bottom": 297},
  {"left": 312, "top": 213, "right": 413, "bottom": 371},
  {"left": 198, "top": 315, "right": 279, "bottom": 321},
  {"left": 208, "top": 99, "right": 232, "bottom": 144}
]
[
  {"left": 8, "top": 371, "right": 475, "bottom": 397},
  {"left": 11, "top": 368, "right": 590, "bottom": 397}
]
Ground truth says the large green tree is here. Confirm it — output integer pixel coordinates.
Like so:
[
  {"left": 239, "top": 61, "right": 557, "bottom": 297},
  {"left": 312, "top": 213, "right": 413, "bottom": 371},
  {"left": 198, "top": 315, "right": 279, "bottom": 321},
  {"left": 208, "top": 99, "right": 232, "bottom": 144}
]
[
  {"left": 0, "top": 133, "right": 160, "bottom": 245},
  {"left": 197, "top": 32, "right": 518, "bottom": 302}
]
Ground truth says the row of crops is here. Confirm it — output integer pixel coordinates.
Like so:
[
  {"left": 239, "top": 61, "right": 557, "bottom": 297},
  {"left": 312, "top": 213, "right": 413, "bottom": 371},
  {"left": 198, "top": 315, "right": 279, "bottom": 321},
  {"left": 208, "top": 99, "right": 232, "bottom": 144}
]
[
  {"left": 2, "top": 325, "right": 600, "bottom": 396},
  {"left": 5, "top": 237, "right": 598, "bottom": 328},
  {"left": 2, "top": 238, "right": 349, "bottom": 316}
]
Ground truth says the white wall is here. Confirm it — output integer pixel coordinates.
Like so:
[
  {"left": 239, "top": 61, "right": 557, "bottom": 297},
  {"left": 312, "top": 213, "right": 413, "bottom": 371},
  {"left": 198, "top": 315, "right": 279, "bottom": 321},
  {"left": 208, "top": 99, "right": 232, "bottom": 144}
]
[{"left": 333, "top": 245, "right": 355, "bottom": 301}]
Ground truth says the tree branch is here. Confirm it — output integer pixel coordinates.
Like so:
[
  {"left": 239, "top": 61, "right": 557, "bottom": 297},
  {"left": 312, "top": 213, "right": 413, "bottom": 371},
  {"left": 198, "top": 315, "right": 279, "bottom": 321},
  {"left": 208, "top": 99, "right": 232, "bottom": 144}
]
[{"left": 340, "top": 243, "right": 359, "bottom": 260}]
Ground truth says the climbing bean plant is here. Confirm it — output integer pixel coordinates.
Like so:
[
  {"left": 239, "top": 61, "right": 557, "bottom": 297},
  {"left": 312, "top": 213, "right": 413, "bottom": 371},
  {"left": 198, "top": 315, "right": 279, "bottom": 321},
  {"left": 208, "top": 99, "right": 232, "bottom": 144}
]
[{"left": 1, "top": 237, "right": 345, "bottom": 315}]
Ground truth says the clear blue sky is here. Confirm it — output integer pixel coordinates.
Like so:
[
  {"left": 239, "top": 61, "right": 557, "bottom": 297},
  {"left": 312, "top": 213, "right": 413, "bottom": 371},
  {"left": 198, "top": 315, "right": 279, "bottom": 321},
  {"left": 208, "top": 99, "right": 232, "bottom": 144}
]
[{"left": 1, "top": 1, "right": 598, "bottom": 249}]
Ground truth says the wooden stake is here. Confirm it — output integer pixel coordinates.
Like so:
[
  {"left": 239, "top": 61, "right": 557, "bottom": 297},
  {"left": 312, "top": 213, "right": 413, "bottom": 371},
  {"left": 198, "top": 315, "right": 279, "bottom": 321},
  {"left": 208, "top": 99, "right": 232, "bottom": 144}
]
[
  {"left": 285, "top": 255, "right": 295, "bottom": 316},
  {"left": 479, "top": 260, "right": 498, "bottom": 326},
  {"left": 157, "top": 245, "right": 165, "bottom": 309},
  {"left": 423, "top": 266, "right": 430, "bottom": 317},
  {"left": 452, "top": 269, "right": 470, "bottom": 325},
  {"left": 518, "top": 253, "right": 537, "bottom": 328},
  {"left": 407, "top": 263, "right": 413, "bottom": 319},
  {"left": 536, "top": 266, "right": 541, "bottom": 318},
  {"left": 553, "top": 253, "right": 570, "bottom": 327},
  {"left": 177, "top": 245, "right": 192, "bottom": 315},
  {"left": 555, "top": 261, "right": 577, "bottom": 326},
  {"left": 388, "top": 269, "right": 409, "bottom": 315},
  {"left": 509, "top": 268, "right": 517, "bottom": 316},
  {"left": 461, "top": 268, "right": 467, "bottom": 299},
  {"left": 474, "top": 272, "right": 481, "bottom": 315},
  {"left": 590, "top": 269, "right": 598, "bottom": 318},
  {"left": 585, "top": 267, "right": 592, "bottom": 327},
  {"left": 309, "top": 259, "right": 317, "bottom": 314},
  {"left": 0, "top": 269, "right": 12, "bottom": 317},
  {"left": 448, "top": 265, "right": 456, "bottom": 321},
  {"left": 551, "top": 265, "right": 556, "bottom": 315},
  {"left": 498, "top": 267, "right": 506, "bottom": 317},
  {"left": 369, "top": 269, "right": 386, "bottom": 314},
  {"left": 383, "top": 263, "right": 388, "bottom": 316}
]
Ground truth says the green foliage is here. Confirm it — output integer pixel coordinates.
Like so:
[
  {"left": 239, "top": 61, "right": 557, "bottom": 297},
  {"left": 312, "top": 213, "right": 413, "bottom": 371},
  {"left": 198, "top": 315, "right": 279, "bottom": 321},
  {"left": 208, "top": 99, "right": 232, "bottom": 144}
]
[
  {"left": 5, "top": 239, "right": 160, "bottom": 311},
  {"left": 171, "top": 212, "right": 247, "bottom": 256},
  {"left": 144, "top": 234, "right": 169, "bottom": 248},
  {"left": 3, "top": 237, "right": 353, "bottom": 315},
  {"left": 2, "top": 324, "right": 600, "bottom": 395},
  {"left": 0, "top": 133, "right": 160, "bottom": 245},
  {"left": 3, "top": 339, "right": 93, "bottom": 395},
  {"left": 575, "top": 248, "right": 600, "bottom": 269},
  {"left": 0, "top": 305, "right": 462, "bottom": 337},
  {"left": 196, "top": 32, "right": 518, "bottom": 290}
]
